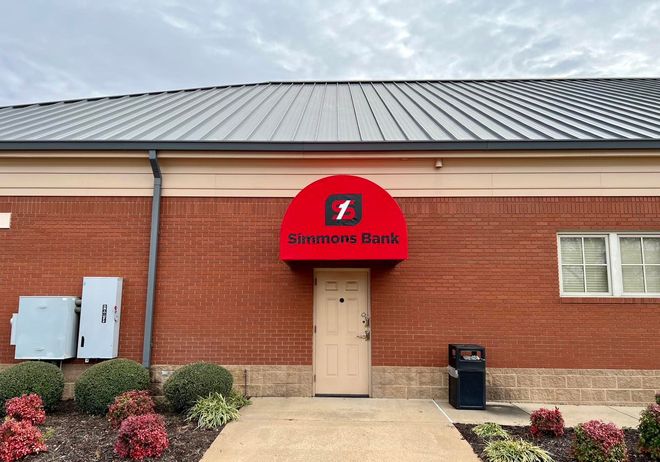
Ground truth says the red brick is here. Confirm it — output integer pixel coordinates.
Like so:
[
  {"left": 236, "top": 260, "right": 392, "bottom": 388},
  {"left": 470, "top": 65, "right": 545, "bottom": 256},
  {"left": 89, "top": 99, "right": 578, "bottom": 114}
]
[{"left": 0, "top": 196, "right": 658, "bottom": 370}]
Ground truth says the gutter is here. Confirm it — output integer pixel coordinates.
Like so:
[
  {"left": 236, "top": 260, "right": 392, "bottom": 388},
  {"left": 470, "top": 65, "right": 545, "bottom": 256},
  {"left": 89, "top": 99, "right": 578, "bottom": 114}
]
[
  {"left": 143, "top": 149, "right": 162, "bottom": 368},
  {"left": 0, "top": 139, "right": 660, "bottom": 152}
]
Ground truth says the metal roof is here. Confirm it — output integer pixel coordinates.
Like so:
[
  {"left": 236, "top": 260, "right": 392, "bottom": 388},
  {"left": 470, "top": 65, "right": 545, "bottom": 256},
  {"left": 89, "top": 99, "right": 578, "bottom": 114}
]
[{"left": 1, "top": 78, "right": 659, "bottom": 147}]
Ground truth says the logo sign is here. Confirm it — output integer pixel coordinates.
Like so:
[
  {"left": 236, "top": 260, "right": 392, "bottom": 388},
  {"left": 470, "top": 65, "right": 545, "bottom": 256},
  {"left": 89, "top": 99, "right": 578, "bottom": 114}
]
[
  {"left": 280, "top": 175, "right": 408, "bottom": 262},
  {"left": 325, "top": 194, "right": 362, "bottom": 226}
]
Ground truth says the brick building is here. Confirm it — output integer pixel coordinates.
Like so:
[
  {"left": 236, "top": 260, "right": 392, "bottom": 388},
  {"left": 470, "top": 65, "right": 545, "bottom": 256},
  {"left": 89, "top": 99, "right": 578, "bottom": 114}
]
[{"left": 1, "top": 79, "right": 659, "bottom": 404}]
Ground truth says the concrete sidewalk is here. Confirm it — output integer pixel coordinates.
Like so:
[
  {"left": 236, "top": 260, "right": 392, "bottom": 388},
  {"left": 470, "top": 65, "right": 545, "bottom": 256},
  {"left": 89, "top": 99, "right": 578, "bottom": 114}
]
[
  {"left": 435, "top": 400, "right": 644, "bottom": 428},
  {"left": 200, "top": 398, "right": 646, "bottom": 461},
  {"left": 201, "top": 397, "right": 479, "bottom": 462}
]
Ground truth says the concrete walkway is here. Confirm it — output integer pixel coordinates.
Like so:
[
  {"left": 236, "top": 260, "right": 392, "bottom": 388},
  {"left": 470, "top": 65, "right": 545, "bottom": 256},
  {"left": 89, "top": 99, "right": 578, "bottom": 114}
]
[
  {"left": 200, "top": 398, "right": 646, "bottom": 461},
  {"left": 201, "top": 397, "right": 479, "bottom": 462},
  {"left": 435, "top": 401, "right": 644, "bottom": 428}
]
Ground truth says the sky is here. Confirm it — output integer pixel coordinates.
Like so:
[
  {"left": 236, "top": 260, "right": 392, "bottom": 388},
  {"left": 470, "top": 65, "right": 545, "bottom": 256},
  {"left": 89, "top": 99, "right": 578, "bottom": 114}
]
[{"left": 1, "top": 0, "right": 659, "bottom": 106}]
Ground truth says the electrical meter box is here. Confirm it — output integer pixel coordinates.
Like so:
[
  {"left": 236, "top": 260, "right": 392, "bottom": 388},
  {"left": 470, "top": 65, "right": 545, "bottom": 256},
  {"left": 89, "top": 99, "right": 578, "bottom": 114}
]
[
  {"left": 77, "top": 277, "right": 123, "bottom": 359},
  {"left": 11, "top": 296, "right": 79, "bottom": 360}
]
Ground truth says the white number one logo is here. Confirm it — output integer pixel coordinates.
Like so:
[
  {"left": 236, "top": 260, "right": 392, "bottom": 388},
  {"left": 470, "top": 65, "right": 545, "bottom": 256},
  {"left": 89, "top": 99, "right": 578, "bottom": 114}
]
[{"left": 336, "top": 199, "right": 352, "bottom": 220}]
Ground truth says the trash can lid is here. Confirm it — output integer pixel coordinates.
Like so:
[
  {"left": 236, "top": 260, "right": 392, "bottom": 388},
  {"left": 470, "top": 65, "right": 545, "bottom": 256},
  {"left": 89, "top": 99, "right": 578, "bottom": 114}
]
[{"left": 449, "top": 343, "right": 485, "bottom": 349}]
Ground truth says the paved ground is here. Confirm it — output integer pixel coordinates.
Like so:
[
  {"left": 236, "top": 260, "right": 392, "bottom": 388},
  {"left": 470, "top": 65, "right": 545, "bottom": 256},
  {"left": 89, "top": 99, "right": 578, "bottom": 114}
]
[
  {"left": 201, "top": 398, "right": 646, "bottom": 461},
  {"left": 435, "top": 401, "right": 644, "bottom": 428},
  {"left": 201, "top": 397, "right": 479, "bottom": 461}
]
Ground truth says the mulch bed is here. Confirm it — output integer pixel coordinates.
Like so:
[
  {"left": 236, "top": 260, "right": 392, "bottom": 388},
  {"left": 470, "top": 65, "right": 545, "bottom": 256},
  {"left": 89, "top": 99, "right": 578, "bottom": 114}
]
[
  {"left": 27, "top": 401, "right": 221, "bottom": 462},
  {"left": 455, "top": 423, "right": 654, "bottom": 462}
]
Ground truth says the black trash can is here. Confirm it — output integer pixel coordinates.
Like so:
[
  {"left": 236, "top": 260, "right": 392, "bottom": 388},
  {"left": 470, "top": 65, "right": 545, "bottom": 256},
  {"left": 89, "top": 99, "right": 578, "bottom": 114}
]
[{"left": 448, "top": 344, "right": 486, "bottom": 409}]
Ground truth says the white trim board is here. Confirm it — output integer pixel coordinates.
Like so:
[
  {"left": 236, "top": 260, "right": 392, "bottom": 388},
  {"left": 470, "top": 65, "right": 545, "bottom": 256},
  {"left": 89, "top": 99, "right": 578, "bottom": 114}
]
[{"left": 0, "top": 213, "right": 10, "bottom": 229}]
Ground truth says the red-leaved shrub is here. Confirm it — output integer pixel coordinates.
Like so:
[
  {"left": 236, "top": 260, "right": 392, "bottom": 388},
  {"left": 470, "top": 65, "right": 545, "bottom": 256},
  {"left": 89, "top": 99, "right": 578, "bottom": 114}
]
[
  {"left": 4, "top": 394, "right": 46, "bottom": 426},
  {"left": 638, "top": 403, "right": 660, "bottom": 459},
  {"left": 573, "top": 420, "right": 627, "bottom": 462},
  {"left": 108, "top": 390, "right": 156, "bottom": 428},
  {"left": 0, "top": 418, "right": 47, "bottom": 462},
  {"left": 114, "top": 413, "right": 169, "bottom": 460},
  {"left": 530, "top": 406, "right": 565, "bottom": 437}
]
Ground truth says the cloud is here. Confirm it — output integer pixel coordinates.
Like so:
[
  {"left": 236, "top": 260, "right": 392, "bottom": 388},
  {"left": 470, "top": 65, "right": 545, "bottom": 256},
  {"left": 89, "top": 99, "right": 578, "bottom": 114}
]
[{"left": 0, "top": 0, "right": 658, "bottom": 106}]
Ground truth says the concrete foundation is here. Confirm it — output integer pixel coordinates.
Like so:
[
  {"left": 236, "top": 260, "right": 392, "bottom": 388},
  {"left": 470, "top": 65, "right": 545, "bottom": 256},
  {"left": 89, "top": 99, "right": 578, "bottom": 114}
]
[
  {"left": 151, "top": 364, "right": 313, "bottom": 398},
  {"left": 372, "top": 366, "right": 660, "bottom": 406}
]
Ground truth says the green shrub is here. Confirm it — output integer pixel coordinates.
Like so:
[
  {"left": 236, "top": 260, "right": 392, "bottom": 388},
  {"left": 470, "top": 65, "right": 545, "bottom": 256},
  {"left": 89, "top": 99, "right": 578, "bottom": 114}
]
[
  {"left": 638, "top": 404, "right": 660, "bottom": 459},
  {"left": 186, "top": 392, "right": 240, "bottom": 429},
  {"left": 656, "top": 392, "right": 660, "bottom": 405},
  {"left": 573, "top": 420, "right": 627, "bottom": 462},
  {"left": 163, "top": 363, "right": 233, "bottom": 413},
  {"left": 472, "top": 422, "right": 509, "bottom": 440},
  {"left": 228, "top": 389, "right": 251, "bottom": 409},
  {"left": 0, "top": 361, "right": 64, "bottom": 411},
  {"left": 483, "top": 438, "right": 554, "bottom": 462},
  {"left": 74, "top": 359, "right": 149, "bottom": 415}
]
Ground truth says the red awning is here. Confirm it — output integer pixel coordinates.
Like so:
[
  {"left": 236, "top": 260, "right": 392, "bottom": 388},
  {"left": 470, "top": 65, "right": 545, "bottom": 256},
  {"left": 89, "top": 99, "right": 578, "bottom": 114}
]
[{"left": 280, "top": 175, "right": 408, "bottom": 262}]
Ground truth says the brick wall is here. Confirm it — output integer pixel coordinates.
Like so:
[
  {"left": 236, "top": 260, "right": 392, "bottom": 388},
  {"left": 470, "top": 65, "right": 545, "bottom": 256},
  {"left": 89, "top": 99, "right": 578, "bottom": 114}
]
[
  {"left": 0, "top": 198, "right": 150, "bottom": 363},
  {"left": 1, "top": 196, "right": 659, "bottom": 375},
  {"left": 372, "top": 197, "right": 660, "bottom": 371}
]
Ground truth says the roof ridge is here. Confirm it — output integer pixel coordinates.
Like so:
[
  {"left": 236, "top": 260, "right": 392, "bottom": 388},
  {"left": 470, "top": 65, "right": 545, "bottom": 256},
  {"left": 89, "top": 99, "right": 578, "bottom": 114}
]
[{"left": 2, "top": 77, "right": 659, "bottom": 110}]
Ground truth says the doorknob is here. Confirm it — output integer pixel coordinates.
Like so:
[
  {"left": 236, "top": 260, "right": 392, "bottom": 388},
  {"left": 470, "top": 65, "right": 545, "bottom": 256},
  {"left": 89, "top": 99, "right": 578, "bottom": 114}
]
[{"left": 357, "top": 330, "right": 371, "bottom": 341}]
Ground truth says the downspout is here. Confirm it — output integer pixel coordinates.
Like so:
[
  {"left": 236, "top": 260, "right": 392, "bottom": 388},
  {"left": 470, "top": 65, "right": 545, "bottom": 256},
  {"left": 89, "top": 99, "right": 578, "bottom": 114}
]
[{"left": 143, "top": 149, "right": 162, "bottom": 368}]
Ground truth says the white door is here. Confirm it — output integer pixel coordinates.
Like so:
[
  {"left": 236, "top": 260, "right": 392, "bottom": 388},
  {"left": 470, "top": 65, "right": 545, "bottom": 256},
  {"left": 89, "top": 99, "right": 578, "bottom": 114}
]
[{"left": 314, "top": 270, "right": 370, "bottom": 396}]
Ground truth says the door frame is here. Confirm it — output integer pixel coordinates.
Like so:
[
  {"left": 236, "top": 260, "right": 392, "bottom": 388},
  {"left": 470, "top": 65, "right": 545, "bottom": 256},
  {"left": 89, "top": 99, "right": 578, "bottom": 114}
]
[{"left": 313, "top": 268, "right": 372, "bottom": 397}]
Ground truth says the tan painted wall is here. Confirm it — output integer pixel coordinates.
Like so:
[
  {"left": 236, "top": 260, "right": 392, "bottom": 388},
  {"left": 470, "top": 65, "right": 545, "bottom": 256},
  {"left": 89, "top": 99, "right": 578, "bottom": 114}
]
[{"left": 1, "top": 154, "right": 660, "bottom": 197}]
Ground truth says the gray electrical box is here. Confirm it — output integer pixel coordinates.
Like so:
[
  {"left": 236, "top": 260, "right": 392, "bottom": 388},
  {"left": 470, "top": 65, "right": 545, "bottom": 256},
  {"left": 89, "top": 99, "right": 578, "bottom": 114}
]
[
  {"left": 77, "top": 277, "right": 123, "bottom": 359},
  {"left": 11, "top": 296, "right": 79, "bottom": 360}
]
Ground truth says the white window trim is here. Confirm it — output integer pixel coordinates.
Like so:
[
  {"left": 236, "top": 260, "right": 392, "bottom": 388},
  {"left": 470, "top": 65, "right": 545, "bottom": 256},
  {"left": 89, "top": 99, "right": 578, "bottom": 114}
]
[{"left": 558, "top": 232, "right": 660, "bottom": 298}]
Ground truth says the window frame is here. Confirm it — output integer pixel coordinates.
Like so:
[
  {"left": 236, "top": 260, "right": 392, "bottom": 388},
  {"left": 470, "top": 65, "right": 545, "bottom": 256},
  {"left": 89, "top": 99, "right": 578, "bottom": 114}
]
[
  {"left": 557, "top": 232, "right": 660, "bottom": 298},
  {"left": 557, "top": 233, "right": 612, "bottom": 297},
  {"left": 617, "top": 234, "right": 660, "bottom": 296}
]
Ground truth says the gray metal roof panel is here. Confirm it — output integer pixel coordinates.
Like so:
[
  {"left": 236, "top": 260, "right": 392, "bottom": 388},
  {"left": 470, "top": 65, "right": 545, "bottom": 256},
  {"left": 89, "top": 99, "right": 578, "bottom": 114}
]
[
  {"left": 514, "top": 81, "right": 660, "bottom": 133},
  {"left": 0, "top": 78, "right": 658, "bottom": 143},
  {"left": 397, "top": 83, "right": 463, "bottom": 140},
  {"left": 385, "top": 83, "right": 450, "bottom": 140},
  {"left": 169, "top": 86, "right": 251, "bottom": 140},
  {"left": 336, "top": 84, "right": 361, "bottom": 141},
  {"left": 371, "top": 84, "right": 420, "bottom": 140},
  {"left": 447, "top": 82, "right": 589, "bottom": 139},
  {"left": 315, "top": 84, "right": 339, "bottom": 141},
  {"left": 410, "top": 84, "right": 479, "bottom": 138},
  {"left": 361, "top": 84, "right": 405, "bottom": 141},
  {"left": 421, "top": 82, "right": 521, "bottom": 139},
  {"left": 271, "top": 84, "right": 314, "bottom": 141},
  {"left": 349, "top": 83, "right": 384, "bottom": 141},
  {"left": 468, "top": 81, "right": 640, "bottom": 139},
  {"left": 294, "top": 84, "right": 326, "bottom": 141}
]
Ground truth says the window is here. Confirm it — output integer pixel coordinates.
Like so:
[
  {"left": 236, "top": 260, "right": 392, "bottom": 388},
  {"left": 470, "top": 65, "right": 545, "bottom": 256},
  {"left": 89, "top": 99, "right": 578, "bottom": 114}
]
[
  {"left": 559, "top": 236, "right": 610, "bottom": 294},
  {"left": 558, "top": 233, "right": 660, "bottom": 297},
  {"left": 619, "top": 236, "right": 660, "bottom": 293}
]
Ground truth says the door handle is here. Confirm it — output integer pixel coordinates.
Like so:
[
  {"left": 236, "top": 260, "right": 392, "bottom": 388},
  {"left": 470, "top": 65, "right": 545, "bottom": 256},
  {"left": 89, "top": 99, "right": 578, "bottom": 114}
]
[{"left": 357, "top": 331, "right": 371, "bottom": 341}]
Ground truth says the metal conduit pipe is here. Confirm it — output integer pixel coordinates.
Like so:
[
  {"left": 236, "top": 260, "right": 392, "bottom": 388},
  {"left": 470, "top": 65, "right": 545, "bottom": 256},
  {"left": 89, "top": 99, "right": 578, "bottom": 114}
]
[{"left": 142, "top": 149, "right": 162, "bottom": 368}]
